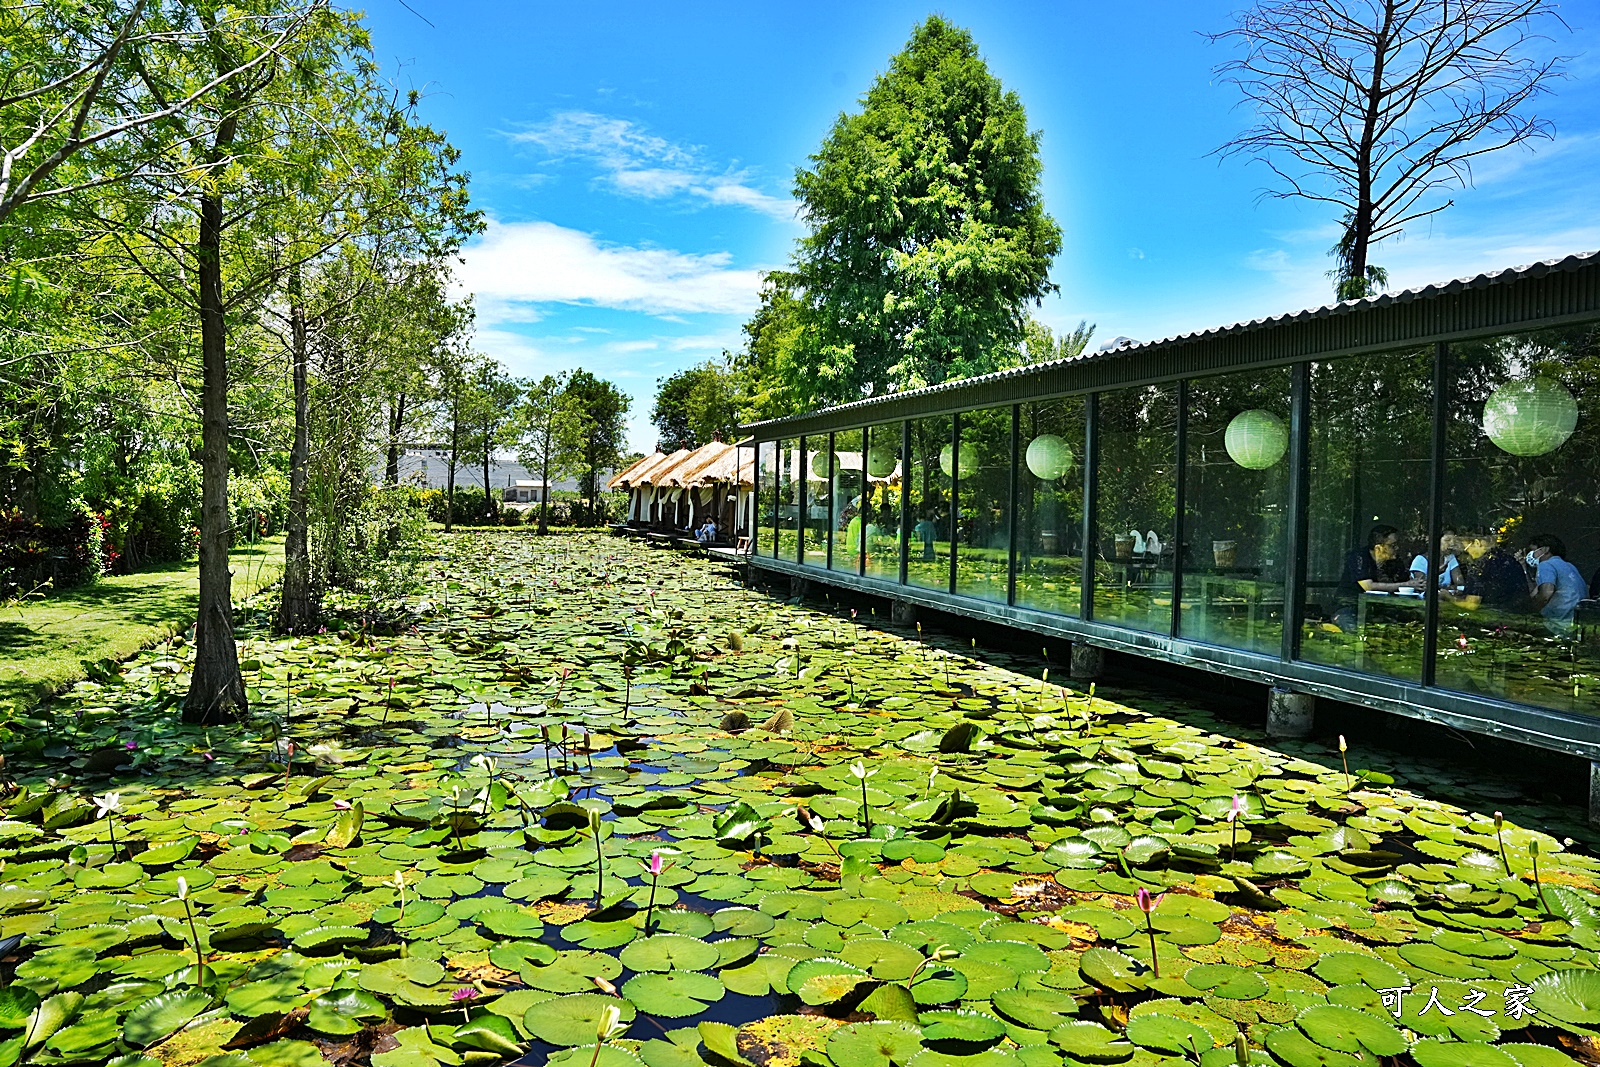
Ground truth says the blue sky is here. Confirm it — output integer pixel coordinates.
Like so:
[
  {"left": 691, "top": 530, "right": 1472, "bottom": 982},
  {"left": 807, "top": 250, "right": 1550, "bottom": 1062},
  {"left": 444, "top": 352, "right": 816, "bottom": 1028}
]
[{"left": 362, "top": 0, "right": 1600, "bottom": 452}]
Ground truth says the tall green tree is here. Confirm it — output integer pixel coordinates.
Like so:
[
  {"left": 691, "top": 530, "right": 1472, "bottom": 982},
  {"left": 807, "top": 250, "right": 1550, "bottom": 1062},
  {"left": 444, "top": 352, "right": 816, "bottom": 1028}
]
[
  {"left": 779, "top": 16, "right": 1061, "bottom": 405},
  {"left": 468, "top": 361, "right": 520, "bottom": 523},
  {"left": 649, "top": 357, "right": 741, "bottom": 452},
  {"left": 557, "top": 370, "right": 629, "bottom": 526},
  {"left": 514, "top": 371, "right": 569, "bottom": 535}
]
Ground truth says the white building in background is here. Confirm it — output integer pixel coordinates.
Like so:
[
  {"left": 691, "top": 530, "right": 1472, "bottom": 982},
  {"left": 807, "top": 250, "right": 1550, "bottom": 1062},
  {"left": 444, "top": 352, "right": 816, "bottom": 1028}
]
[
  {"left": 385, "top": 447, "right": 581, "bottom": 495},
  {"left": 502, "top": 480, "right": 549, "bottom": 504}
]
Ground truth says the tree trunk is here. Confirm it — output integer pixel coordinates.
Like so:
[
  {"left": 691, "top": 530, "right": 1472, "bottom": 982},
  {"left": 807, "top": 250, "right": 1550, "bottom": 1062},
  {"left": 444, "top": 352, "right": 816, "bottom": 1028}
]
[
  {"left": 483, "top": 433, "right": 492, "bottom": 524},
  {"left": 538, "top": 429, "right": 551, "bottom": 535},
  {"left": 385, "top": 392, "right": 406, "bottom": 484},
  {"left": 278, "top": 264, "right": 314, "bottom": 634},
  {"left": 444, "top": 396, "right": 458, "bottom": 533},
  {"left": 183, "top": 188, "right": 245, "bottom": 724}
]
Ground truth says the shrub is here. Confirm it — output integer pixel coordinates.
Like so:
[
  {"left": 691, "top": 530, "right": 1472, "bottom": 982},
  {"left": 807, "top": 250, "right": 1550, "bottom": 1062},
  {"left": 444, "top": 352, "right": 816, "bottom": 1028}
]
[
  {"left": 0, "top": 500, "right": 104, "bottom": 596},
  {"left": 229, "top": 471, "right": 289, "bottom": 541}
]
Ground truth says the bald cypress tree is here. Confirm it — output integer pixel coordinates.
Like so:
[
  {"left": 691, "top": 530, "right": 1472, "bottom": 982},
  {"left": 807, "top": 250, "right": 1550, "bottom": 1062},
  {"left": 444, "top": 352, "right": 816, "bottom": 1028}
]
[{"left": 780, "top": 17, "right": 1061, "bottom": 405}]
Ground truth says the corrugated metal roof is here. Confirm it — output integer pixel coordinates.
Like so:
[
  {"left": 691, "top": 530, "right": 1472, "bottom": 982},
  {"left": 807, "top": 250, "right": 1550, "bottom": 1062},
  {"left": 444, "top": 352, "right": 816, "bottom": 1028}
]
[{"left": 742, "top": 249, "right": 1600, "bottom": 432}]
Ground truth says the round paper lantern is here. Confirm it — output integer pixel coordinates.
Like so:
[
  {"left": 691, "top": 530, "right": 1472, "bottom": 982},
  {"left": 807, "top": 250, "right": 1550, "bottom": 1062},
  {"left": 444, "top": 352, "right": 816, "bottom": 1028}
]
[
  {"left": 938, "top": 443, "right": 972, "bottom": 480},
  {"left": 866, "top": 446, "right": 897, "bottom": 478},
  {"left": 1225, "top": 409, "right": 1288, "bottom": 469},
  {"left": 1025, "top": 434, "right": 1074, "bottom": 480},
  {"left": 1483, "top": 378, "right": 1578, "bottom": 457}
]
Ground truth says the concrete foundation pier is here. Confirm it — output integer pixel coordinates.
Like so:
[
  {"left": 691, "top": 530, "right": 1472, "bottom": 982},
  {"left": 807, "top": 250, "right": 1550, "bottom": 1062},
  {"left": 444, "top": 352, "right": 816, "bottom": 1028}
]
[
  {"left": 1070, "top": 643, "right": 1105, "bottom": 681},
  {"left": 1267, "top": 687, "right": 1316, "bottom": 739},
  {"left": 890, "top": 600, "right": 917, "bottom": 625}
]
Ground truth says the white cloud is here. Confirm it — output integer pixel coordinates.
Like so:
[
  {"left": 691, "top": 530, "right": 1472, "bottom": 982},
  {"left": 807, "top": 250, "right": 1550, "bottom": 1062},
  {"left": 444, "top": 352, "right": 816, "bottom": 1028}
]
[
  {"left": 457, "top": 218, "right": 768, "bottom": 318},
  {"left": 507, "top": 110, "right": 795, "bottom": 220}
]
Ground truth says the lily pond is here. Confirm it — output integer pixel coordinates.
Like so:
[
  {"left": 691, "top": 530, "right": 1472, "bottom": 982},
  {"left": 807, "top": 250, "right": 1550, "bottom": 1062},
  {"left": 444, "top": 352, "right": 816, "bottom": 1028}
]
[{"left": 7, "top": 531, "right": 1600, "bottom": 1067}]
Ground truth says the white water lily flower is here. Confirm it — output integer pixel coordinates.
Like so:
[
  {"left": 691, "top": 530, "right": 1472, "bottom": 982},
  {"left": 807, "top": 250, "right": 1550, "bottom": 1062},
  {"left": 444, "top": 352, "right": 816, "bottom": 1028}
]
[
  {"left": 597, "top": 1003, "right": 625, "bottom": 1040},
  {"left": 93, "top": 791, "right": 121, "bottom": 819},
  {"left": 175, "top": 876, "right": 188, "bottom": 901},
  {"left": 849, "top": 761, "right": 876, "bottom": 780}
]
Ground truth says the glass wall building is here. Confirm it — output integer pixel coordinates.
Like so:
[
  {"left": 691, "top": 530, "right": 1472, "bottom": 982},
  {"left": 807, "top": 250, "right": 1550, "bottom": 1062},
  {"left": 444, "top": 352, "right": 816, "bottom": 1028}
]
[{"left": 740, "top": 254, "right": 1600, "bottom": 756}]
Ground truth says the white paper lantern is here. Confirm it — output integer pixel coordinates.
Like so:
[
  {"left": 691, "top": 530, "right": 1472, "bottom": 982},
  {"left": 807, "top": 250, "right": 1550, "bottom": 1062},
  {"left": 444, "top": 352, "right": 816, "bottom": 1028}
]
[
  {"left": 1225, "top": 409, "right": 1288, "bottom": 469},
  {"left": 866, "top": 446, "right": 897, "bottom": 478},
  {"left": 1483, "top": 378, "right": 1578, "bottom": 457},
  {"left": 1025, "top": 434, "right": 1074, "bottom": 480}
]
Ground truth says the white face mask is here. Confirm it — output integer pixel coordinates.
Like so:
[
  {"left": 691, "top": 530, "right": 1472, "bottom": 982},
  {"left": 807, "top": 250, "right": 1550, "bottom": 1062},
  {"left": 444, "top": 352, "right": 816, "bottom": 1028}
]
[{"left": 1526, "top": 551, "right": 1542, "bottom": 566}]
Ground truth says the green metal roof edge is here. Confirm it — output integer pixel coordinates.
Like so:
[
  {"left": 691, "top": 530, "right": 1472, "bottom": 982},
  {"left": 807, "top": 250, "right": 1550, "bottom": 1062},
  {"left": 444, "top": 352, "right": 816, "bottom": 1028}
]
[{"left": 739, "top": 249, "right": 1600, "bottom": 439}]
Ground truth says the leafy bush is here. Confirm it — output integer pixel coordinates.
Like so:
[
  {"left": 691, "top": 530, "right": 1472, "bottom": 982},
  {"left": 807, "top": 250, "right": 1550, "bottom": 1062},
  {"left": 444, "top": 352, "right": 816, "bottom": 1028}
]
[
  {"left": 229, "top": 471, "right": 289, "bottom": 541},
  {"left": 422, "top": 484, "right": 501, "bottom": 526},
  {"left": 98, "top": 459, "right": 200, "bottom": 570},
  {"left": 0, "top": 500, "right": 104, "bottom": 595}
]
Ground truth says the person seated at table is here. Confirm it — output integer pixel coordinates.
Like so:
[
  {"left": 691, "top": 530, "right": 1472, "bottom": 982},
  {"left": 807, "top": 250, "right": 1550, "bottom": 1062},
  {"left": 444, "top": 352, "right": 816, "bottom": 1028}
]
[
  {"left": 1526, "top": 533, "right": 1585, "bottom": 636},
  {"left": 1457, "top": 531, "right": 1529, "bottom": 612},
  {"left": 1409, "top": 529, "right": 1464, "bottom": 589},
  {"left": 694, "top": 517, "right": 718, "bottom": 543},
  {"left": 1333, "top": 524, "right": 1415, "bottom": 632}
]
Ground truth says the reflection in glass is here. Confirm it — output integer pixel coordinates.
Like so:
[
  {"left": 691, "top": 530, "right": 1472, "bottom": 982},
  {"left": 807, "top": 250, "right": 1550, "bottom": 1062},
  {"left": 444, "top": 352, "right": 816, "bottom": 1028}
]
[
  {"left": 907, "top": 416, "right": 953, "bottom": 591},
  {"left": 1093, "top": 385, "right": 1178, "bottom": 631},
  {"left": 862, "top": 424, "right": 904, "bottom": 582},
  {"left": 801, "top": 436, "right": 829, "bottom": 567},
  {"left": 1297, "top": 349, "right": 1432, "bottom": 681},
  {"left": 830, "top": 429, "right": 864, "bottom": 573},
  {"left": 955, "top": 407, "right": 1013, "bottom": 602},
  {"left": 756, "top": 441, "right": 776, "bottom": 557},
  {"left": 775, "top": 437, "right": 799, "bottom": 562},
  {"left": 1438, "top": 326, "right": 1600, "bottom": 715},
  {"left": 1180, "top": 368, "right": 1291, "bottom": 654},
  {"left": 1016, "top": 397, "right": 1085, "bottom": 617}
]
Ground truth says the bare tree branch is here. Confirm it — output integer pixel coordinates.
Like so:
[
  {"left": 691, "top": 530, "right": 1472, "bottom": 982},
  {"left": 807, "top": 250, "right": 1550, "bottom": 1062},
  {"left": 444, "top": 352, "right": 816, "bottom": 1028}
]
[{"left": 1209, "top": 0, "right": 1568, "bottom": 297}]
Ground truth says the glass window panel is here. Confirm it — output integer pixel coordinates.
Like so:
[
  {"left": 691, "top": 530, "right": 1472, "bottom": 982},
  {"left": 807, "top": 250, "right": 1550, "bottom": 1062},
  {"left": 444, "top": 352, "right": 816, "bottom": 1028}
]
[
  {"left": 1437, "top": 325, "right": 1600, "bottom": 715},
  {"left": 1297, "top": 348, "right": 1432, "bottom": 681},
  {"left": 1180, "top": 367, "right": 1292, "bottom": 654},
  {"left": 907, "top": 416, "right": 954, "bottom": 591},
  {"left": 758, "top": 441, "right": 777, "bottom": 557},
  {"left": 830, "top": 429, "right": 864, "bottom": 573},
  {"left": 863, "top": 423, "right": 904, "bottom": 582},
  {"left": 801, "top": 436, "right": 829, "bottom": 567},
  {"left": 1016, "top": 397, "right": 1086, "bottom": 617},
  {"left": 1093, "top": 384, "right": 1178, "bottom": 631},
  {"left": 955, "top": 406, "right": 1013, "bottom": 602},
  {"left": 776, "top": 438, "right": 799, "bottom": 562}
]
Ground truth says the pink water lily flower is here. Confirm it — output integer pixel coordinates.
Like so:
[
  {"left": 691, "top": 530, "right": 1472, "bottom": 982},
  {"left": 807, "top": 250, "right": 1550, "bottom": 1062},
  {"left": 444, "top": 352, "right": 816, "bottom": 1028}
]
[
  {"left": 1226, "top": 795, "right": 1245, "bottom": 823},
  {"left": 642, "top": 851, "right": 666, "bottom": 876},
  {"left": 333, "top": 799, "right": 352, "bottom": 810},
  {"left": 1135, "top": 887, "right": 1164, "bottom": 914},
  {"left": 450, "top": 987, "right": 477, "bottom": 1002}
]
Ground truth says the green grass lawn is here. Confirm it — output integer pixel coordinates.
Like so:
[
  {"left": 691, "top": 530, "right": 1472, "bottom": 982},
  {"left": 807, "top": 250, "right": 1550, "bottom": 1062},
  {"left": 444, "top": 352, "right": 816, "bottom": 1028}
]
[{"left": 0, "top": 536, "right": 284, "bottom": 714}]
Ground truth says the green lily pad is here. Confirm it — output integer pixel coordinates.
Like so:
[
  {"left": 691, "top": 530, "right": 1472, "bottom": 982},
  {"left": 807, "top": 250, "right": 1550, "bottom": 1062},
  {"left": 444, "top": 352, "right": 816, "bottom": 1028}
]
[
  {"left": 1409, "top": 1040, "right": 1519, "bottom": 1067},
  {"left": 1530, "top": 968, "right": 1600, "bottom": 1025},
  {"left": 1295, "top": 1004, "right": 1408, "bottom": 1056},
  {"left": 621, "top": 934, "right": 721, "bottom": 973},
  {"left": 1048, "top": 1021, "right": 1133, "bottom": 1063},
  {"left": 827, "top": 1021, "right": 923, "bottom": 1067},
  {"left": 1124, "top": 1013, "right": 1213, "bottom": 1056},
  {"left": 623, "top": 972, "right": 725, "bottom": 1017},
  {"left": 919, "top": 1009, "right": 1005, "bottom": 1046},
  {"left": 124, "top": 990, "right": 213, "bottom": 1048},
  {"left": 525, "top": 993, "right": 637, "bottom": 1046}
]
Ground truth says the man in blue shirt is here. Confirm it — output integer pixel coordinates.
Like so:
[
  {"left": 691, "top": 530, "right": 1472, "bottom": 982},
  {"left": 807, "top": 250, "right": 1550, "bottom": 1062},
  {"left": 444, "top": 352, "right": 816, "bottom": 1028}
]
[{"left": 1526, "top": 533, "right": 1585, "bottom": 636}]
